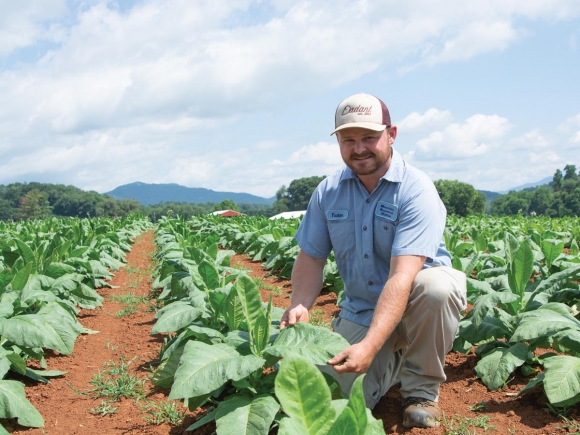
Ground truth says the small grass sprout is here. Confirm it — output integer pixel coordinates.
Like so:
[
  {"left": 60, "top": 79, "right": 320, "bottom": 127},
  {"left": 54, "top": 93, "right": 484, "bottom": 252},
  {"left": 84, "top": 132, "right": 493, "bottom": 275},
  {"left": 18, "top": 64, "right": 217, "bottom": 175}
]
[
  {"left": 141, "top": 400, "right": 186, "bottom": 425},
  {"left": 469, "top": 401, "right": 486, "bottom": 412},
  {"left": 310, "top": 309, "right": 331, "bottom": 329},
  {"left": 85, "top": 356, "right": 145, "bottom": 402},
  {"left": 439, "top": 413, "right": 496, "bottom": 435},
  {"left": 89, "top": 401, "right": 119, "bottom": 416}
]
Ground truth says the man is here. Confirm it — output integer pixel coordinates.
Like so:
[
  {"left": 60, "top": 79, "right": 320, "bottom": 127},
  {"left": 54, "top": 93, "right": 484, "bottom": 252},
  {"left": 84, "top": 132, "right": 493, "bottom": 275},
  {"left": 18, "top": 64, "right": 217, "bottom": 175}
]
[{"left": 279, "top": 93, "right": 467, "bottom": 429}]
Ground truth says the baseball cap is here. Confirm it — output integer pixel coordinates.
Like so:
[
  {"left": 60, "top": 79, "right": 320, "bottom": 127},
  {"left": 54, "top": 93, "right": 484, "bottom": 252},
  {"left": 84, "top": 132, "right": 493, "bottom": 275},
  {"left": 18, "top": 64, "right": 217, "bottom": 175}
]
[{"left": 331, "top": 93, "right": 391, "bottom": 135}]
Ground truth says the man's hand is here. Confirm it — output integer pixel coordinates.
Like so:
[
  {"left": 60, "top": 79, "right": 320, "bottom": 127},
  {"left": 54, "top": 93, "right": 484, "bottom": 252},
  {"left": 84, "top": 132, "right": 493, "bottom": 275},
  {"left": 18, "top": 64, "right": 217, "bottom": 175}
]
[
  {"left": 279, "top": 304, "right": 310, "bottom": 329},
  {"left": 327, "top": 341, "right": 378, "bottom": 374}
]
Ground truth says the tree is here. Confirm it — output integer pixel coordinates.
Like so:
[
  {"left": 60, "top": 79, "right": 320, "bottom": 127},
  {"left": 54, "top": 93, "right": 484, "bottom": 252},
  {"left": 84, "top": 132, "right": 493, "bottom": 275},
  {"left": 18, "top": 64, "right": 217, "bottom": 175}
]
[
  {"left": 434, "top": 180, "right": 486, "bottom": 217},
  {"left": 17, "top": 189, "right": 52, "bottom": 220},
  {"left": 552, "top": 169, "right": 563, "bottom": 191},
  {"left": 273, "top": 176, "right": 325, "bottom": 211},
  {"left": 0, "top": 198, "right": 16, "bottom": 220},
  {"left": 529, "top": 187, "right": 551, "bottom": 215},
  {"left": 213, "top": 199, "right": 239, "bottom": 212},
  {"left": 563, "top": 164, "right": 578, "bottom": 181}
]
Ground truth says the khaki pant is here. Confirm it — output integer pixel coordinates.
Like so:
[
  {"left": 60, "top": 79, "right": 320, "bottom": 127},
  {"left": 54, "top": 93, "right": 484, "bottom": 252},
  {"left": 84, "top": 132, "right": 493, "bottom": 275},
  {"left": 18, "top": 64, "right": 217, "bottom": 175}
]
[{"left": 319, "top": 266, "right": 467, "bottom": 409}]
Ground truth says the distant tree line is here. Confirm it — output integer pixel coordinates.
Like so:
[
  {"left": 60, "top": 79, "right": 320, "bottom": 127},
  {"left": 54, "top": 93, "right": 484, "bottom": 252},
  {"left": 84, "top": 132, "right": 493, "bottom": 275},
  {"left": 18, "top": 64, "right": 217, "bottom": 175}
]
[
  {"left": 0, "top": 182, "right": 272, "bottom": 221},
  {"left": 490, "top": 164, "right": 580, "bottom": 217},
  {"left": 2, "top": 165, "right": 578, "bottom": 222}
]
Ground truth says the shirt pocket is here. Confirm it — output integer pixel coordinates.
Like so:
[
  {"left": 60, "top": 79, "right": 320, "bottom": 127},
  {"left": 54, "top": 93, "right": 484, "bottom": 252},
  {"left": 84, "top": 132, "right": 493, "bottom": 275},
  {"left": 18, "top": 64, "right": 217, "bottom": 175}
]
[
  {"left": 373, "top": 218, "right": 396, "bottom": 261},
  {"left": 327, "top": 220, "right": 355, "bottom": 261}
]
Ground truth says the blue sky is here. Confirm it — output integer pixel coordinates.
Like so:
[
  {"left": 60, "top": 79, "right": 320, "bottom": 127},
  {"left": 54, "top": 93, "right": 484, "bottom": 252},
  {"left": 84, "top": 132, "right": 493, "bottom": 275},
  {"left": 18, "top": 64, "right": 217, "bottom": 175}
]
[{"left": 0, "top": 0, "right": 579, "bottom": 197}]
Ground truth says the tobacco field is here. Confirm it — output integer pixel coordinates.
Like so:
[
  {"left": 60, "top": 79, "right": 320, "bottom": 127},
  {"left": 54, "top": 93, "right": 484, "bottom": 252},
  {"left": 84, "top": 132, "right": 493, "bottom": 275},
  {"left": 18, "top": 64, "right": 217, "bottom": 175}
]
[{"left": 1, "top": 213, "right": 580, "bottom": 434}]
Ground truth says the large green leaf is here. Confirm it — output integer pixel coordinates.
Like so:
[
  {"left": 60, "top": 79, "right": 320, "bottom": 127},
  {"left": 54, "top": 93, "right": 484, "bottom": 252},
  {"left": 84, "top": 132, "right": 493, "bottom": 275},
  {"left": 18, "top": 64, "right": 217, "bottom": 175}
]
[
  {"left": 234, "top": 274, "right": 268, "bottom": 354},
  {"left": 552, "top": 329, "right": 580, "bottom": 354},
  {"left": 151, "top": 303, "right": 204, "bottom": 334},
  {"left": 541, "top": 239, "right": 565, "bottom": 269},
  {"left": 275, "top": 353, "right": 335, "bottom": 435},
  {"left": 543, "top": 356, "right": 580, "bottom": 407},
  {"left": 0, "top": 310, "right": 79, "bottom": 355},
  {"left": 13, "top": 239, "right": 36, "bottom": 272},
  {"left": 215, "top": 395, "right": 279, "bottom": 435},
  {"left": 198, "top": 259, "right": 221, "bottom": 290},
  {"left": 471, "top": 291, "right": 518, "bottom": 329},
  {"left": 0, "top": 380, "right": 44, "bottom": 427},
  {"left": 506, "top": 239, "right": 534, "bottom": 299},
  {"left": 528, "top": 264, "right": 580, "bottom": 305},
  {"left": 511, "top": 303, "right": 580, "bottom": 343},
  {"left": 152, "top": 346, "right": 184, "bottom": 388},
  {"left": 265, "top": 322, "right": 349, "bottom": 365},
  {"left": 328, "top": 375, "right": 369, "bottom": 435},
  {"left": 169, "top": 341, "right": 265, "bottom": 400},
  {"left": 475, "top": 343, "right": 529, "bottom": 390},
  {"left": 10, "top": 263, "right": 32, "bottom": 292},
  {"left": 224, "top": 288, "right": 246, "bottom": 332}
]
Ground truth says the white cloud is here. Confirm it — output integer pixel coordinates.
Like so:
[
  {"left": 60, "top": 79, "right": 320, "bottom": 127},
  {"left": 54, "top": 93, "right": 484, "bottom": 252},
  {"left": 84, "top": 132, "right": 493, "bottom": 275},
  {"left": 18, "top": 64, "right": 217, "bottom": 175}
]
[
  {"left": 529, "top": 151, "right": 559, "bottom": 163},
  {"left": 0, "top": 0, "right": 67, "bottom": 56},
  {"left": 282, "top": 142, "right": 343, "bottom": 166},
  {"left": 397, "top": 109, "right": 452, "bottom": 132},
  {"left": 414, "top": 114, "right": 511, "bottom": 160}
]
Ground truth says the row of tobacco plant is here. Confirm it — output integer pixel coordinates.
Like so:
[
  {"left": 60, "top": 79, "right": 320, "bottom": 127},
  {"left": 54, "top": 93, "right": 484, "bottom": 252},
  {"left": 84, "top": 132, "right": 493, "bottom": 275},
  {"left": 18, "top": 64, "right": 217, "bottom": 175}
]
[
  {"left": 149, "top": 216, "right": 387, "bottom": 435},
  {"left": 0, "top": 215, "right": 151, "bottom": 433},
  {"left": 184, "top": 214, "right": 580, "bottom": 412}
]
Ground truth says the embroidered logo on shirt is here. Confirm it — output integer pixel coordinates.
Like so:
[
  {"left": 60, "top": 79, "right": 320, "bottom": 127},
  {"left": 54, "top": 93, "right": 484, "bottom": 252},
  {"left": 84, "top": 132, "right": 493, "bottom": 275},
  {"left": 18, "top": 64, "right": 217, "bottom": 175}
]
[
  {"left": 326, "top": 210, "right": 349, "bottom": 220},
  {"left": 375, "top": 201, "right": 398, "bottom": 221}
]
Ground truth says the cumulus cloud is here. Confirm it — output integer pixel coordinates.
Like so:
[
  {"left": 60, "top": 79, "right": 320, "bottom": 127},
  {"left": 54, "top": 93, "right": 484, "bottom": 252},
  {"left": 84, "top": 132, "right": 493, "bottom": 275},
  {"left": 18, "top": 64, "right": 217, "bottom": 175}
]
[
  {"left": 0, "top": 0, "right": 67, "bottom": 56},
  {"left": 414, "top": 114, "right": 511, "bottom": 160},
  {"left": 397, "top": 109, "right": 452, "bottom": 132},
  {"left": 400, "top": 110, "right": 579, "bottom": 193}
]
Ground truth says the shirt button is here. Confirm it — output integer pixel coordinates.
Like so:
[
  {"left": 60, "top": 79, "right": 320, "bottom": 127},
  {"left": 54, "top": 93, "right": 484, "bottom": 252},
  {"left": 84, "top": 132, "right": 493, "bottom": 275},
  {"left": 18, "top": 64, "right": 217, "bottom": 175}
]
[
  {"left": 367, "top": 280, "right": 373, "bottom": 285},
  {"left": 364, "top": 254, "right": 369, "bottom": 259},
  {"left": 384, "top": 225, "right": 388, "bottom": 230},
  {"left": 366, "top": 199, "right": 370, "bottom": 203},
  {"left": 363, "top": 225, "right": 367, "bottom": 231}
]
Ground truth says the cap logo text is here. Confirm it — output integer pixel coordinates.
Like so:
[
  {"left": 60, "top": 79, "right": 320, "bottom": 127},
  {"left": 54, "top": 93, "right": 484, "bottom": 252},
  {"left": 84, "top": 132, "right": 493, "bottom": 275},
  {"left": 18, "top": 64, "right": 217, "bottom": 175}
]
[{"left": 341, "top": 105, "right": 372, "bottom": 117}]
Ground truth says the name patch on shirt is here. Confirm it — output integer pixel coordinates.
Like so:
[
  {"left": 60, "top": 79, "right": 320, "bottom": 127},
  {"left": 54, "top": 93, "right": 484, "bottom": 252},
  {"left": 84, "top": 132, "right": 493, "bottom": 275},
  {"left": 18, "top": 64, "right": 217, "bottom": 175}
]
[
  {"left": 326, "top": 210, "right": 349, "bottom": 220},
  {"left": 375, "top": 201, "right": 398, "bottom": 221}
]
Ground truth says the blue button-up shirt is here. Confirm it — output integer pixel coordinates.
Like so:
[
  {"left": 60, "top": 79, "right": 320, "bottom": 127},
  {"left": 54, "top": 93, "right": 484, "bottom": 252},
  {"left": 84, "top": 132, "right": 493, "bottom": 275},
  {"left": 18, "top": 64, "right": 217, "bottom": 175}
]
[{"left": 295, "top": 148, "right": 451, "bottom": 326}]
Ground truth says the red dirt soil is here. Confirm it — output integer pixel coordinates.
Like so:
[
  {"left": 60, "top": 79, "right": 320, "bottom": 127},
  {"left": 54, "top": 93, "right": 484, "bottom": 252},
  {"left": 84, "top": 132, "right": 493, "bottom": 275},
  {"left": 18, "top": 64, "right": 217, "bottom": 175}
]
[{"left": 4, "top": 231, "right": 577, "bottom": 434}]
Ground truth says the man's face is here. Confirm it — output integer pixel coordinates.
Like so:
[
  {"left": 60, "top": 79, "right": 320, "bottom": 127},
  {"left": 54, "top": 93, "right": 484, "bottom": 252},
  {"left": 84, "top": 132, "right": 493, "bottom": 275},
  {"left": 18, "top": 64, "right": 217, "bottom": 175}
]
[{"left": 337, "top": 127, "right": 394, "bottom": 177}]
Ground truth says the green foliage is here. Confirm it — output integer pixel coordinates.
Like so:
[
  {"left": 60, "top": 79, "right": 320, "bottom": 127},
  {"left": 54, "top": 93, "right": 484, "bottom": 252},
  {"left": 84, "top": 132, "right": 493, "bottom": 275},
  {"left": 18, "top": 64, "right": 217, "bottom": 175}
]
[
  {"left": 17, "top": 189, "right": 51, "bottom": 220},
  {"left": 273, "top": 176, "right": 325, "bottom": 212},
  {"left": 140, "top": 400, "right": 186, "bottom": 425},
  {"left": 83, "top": 357, "right": 146, "bottom": 402},
  {"left": 274, "top": 354, "right": 386, "bottom": 435},
  {"left": 490, "top": 164, "right": 580, "bottom": 217},
  {"left": 434, "top": 179, "right": 486, "bottom": 216},
  {"left": 213, "top": 199, "right": 240, "bottom": 212},
  {"left": 0, "top": 182, "right": 144, "bottom": 220}
]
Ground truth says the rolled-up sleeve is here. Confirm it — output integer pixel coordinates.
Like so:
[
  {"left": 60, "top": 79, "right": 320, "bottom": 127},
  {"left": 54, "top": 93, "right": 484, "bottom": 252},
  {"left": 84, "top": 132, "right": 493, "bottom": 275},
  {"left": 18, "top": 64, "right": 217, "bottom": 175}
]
[{"left": 391, "top": 180, "right": 446, "bottom": 261}]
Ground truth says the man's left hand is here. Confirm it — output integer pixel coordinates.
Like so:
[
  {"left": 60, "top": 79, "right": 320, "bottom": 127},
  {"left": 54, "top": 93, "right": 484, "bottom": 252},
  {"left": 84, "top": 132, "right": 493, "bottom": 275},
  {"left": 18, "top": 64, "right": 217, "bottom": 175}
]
[{"left": 327, "top": 342, "right": 377, "bottom": 374}]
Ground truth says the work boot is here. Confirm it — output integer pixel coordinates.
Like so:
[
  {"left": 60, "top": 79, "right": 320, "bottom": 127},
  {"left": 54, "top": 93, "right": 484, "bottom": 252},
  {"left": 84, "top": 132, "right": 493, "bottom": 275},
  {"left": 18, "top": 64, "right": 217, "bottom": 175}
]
[{"left": 402, "top": 396, "right": 440, "bottom": 428}]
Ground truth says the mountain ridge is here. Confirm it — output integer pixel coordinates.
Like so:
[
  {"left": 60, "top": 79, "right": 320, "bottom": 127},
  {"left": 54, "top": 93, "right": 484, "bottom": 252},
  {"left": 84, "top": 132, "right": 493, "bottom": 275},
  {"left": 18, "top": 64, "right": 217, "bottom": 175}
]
[{"left": 105, "top": 182, "right": 275, "bottom": 206}]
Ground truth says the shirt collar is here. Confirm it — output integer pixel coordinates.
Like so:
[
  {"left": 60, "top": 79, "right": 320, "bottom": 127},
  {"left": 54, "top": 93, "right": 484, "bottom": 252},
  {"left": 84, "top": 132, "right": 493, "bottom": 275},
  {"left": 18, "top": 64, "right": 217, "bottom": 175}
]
[{"left": 339, "top": 148, "right": 405, "bottom": 184}]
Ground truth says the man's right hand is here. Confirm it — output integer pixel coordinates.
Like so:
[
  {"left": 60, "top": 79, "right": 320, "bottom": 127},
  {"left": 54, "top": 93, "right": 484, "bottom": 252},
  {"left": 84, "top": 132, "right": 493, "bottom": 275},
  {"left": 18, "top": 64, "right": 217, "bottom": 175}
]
[{"left": 279, "top": 304, "right": 310, "bottom": 329}]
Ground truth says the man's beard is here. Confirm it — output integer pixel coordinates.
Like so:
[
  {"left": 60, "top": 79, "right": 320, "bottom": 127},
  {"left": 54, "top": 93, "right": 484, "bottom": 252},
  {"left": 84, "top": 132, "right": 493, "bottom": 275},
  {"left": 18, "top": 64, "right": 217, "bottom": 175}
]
[{"left": 346, "top": 152, "right": 389, "bottom": 176}]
